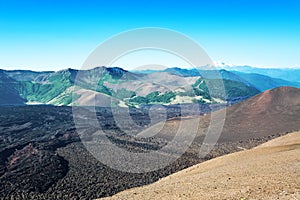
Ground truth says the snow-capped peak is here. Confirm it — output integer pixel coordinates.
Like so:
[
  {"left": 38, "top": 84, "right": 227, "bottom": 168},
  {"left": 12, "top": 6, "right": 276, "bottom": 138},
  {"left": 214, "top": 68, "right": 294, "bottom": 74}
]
[{"left": 213, "top": 61, "right": 236, "bottom": 68}]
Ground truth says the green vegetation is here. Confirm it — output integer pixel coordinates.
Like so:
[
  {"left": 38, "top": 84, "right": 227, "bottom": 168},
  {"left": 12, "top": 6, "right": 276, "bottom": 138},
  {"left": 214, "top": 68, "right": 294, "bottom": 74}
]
[
  {"left": 129, "top": 91, "right": 176, "bottom": 104},
  {"left": 223, "top": 79, "right": 259, "bottom": 99},
  {"left": 98, "top": 73, "right": 121, "bottom": 84},
  {"left": 0, "top": 68, "right": 261, "bottom": 106},
  {"left": 95, "top": 84, "right": 113, "bottom": 96},
  {"left": 192, "top": 78, "right": 259, "bottom": 101},
  {"left": 15, "top": 73, "right": 73, "bottom": 103},
  {"left": 129, "top": 96, "right": 149, "bottom": 104},
  {"left": 146, "top": 91, "right": 176, "bottom": 103}
]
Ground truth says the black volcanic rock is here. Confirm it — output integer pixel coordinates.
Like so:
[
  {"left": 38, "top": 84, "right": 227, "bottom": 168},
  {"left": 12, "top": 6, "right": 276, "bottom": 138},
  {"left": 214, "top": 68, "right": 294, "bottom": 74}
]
[
  {"left": 0, "top": 143, "right": 68, "bottom": 193},
  {"left": 0, "top": 103, "right": 294, "bottom": 199}
]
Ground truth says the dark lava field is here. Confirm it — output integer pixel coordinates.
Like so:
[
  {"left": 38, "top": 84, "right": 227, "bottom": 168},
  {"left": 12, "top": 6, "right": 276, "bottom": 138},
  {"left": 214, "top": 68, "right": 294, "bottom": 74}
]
[{"left": 0, "top": 105, "right": 287, "bottom": 199}]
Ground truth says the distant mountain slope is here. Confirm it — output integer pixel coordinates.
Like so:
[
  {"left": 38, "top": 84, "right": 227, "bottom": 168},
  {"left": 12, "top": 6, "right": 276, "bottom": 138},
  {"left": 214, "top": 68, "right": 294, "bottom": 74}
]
[
  {"left": 0, "top": 70, "right": 25, "bottom": 105},
  {"left": 0, "top": 67, "right": 261, "bottom": 106},
  {"left": 218, "top": 86, "right": 300, "bottom": 141},
  {"left": 164, "top": 67, "right": 200, "bottom": 77},
  {"left": 15, "top": 69, "right": 76, "bottom": 104},
  {"left": 220, "top": 65, "right": 300, "bottom": 83},
  {"left": 153, "top": 87, "right": 300, "bottom": 142},
  {"left": 204, "top": 69, "right": 252, "bottom": 84},
  {"left": 162, "top": 68, "right": 300, "bottom": 91},
  {"left": 231, "top": 71, "right": 300, "bottom": 91},
  {"left": 163, "top": 68, "right": 253, "bottom": 84},
  {"left": 4, "top": 70, "right": 53, "bottom": 82},
  {"left": 3, "top": 66, "right": 300, "bottom": 107},
  {"left": 5, "top": 66, "right": 299, "bottom": 107},
  {"left": 101, "top": 131, "right": 300, "bottom": 200}
]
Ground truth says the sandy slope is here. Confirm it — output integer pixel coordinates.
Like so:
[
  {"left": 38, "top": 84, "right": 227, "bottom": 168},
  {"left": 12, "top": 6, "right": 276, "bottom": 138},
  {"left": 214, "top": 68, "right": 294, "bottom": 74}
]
[{"left": 101, "top": 131, "right": 300, "bottom": 200}]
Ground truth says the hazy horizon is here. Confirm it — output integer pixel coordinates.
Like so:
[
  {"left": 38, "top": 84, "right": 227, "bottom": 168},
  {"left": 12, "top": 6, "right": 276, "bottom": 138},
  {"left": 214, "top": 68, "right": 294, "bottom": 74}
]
[{"left": 2, "top": 62, "right": 300, "bottom": 72}]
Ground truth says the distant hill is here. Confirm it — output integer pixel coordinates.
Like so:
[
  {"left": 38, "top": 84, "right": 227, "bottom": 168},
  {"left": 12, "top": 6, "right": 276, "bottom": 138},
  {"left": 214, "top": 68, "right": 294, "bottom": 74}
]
[
  {"left": 0, "top": 70, "right": 25, "bottom": 105},
  {"left": 2, "top": 66, "right": 299, "bottom": 107},
  {"left": 136, "top": 67, "right": 300, "bottom": 91},
  {"left": 164, "top": 67, "right": 200, "bottom": 77},
  {"left": 4, "top": 70, "right": 53, "bottom": 82},
  {"left": 231, "top": 71, "right": 300, "bottom": 91},
  {"left": 153, "top": 87, "right": 300, "bottom": 142},
  {"left": 0, "top": 67, "right": 262, "bottom": 106},
  {"left": 219, "top": 65, "right": 300, "bottom": 83},
  {"left": 218, "top": 86, "right": 300, "bottom": 141}
]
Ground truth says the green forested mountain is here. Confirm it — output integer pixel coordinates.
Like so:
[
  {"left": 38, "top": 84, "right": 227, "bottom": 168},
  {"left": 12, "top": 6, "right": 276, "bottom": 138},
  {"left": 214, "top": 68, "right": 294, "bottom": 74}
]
[{"left": 1, "top": 67, "right": 290, "bottom": 106}]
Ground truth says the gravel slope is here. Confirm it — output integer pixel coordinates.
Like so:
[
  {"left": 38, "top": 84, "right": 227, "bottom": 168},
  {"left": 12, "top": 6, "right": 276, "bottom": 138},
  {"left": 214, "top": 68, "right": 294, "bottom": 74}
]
[{"left": 101, "top": 131, "right": 300, "bottom": 200}]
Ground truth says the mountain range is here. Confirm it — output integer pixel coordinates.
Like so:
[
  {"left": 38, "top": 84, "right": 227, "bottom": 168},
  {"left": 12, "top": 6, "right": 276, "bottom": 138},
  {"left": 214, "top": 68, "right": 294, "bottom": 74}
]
[
  {"left": 214, "top": 62, "right": 300, "bottom": 83},
  {"left": 0, "top": 66, "right": 299, "bottom": 106}
]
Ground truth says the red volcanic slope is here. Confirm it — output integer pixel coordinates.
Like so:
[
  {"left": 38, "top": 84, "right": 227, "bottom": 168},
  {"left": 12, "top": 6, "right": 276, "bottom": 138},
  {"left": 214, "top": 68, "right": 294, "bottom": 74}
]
[{"left": 218, "top": 87, "right": 300, "bottom": 141}]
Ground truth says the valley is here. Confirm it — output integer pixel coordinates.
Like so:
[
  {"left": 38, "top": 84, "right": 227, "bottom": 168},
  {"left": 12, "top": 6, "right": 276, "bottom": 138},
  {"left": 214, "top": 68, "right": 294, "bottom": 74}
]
[
  {"left": 0, "top": 86, "right": 299, "bottom": 199},
  {"left": 1, "top": 1, "right": 300, "bottom": 199}
]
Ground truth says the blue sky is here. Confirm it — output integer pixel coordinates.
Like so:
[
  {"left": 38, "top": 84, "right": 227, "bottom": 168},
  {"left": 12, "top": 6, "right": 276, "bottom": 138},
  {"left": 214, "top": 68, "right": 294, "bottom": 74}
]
[{"left": 0, "top": 0, "right": 300, "bottom": 71}]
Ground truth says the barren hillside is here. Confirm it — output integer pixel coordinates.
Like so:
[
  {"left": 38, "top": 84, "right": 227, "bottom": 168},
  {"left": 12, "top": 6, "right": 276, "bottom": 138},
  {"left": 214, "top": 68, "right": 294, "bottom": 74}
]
[
  {"left": 155, "top": 87, "right": 300, "bottom": 143},
  {"left": 102, "top": 131, "right": 300, "bottom": 200}
]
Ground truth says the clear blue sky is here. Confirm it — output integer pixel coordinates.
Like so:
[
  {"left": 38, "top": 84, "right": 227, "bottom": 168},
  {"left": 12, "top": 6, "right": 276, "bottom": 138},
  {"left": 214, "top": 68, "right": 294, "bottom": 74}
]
[{"left": 0, "top": 0, "right": 300, "bottom": 71}]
